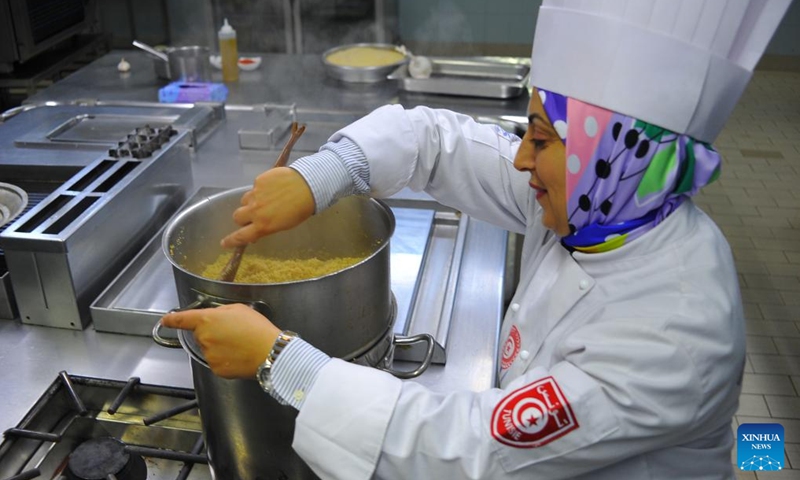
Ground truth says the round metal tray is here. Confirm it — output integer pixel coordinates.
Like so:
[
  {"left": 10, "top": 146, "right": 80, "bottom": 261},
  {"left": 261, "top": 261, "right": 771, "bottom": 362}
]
[
  {"left": 322, "top": 43, "right": 409, "bottom": 83},
  {"left": 0, "top": 183, "right": 27, "bottom": 228}
]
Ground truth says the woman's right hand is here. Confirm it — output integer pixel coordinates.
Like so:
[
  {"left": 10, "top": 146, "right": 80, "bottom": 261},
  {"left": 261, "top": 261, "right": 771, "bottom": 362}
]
[
  {"left": 221, "top": 167, "right": 315, "bottom": 248},
  {"left": 161, "top": 303, "right": 280, "bottom": 379}
]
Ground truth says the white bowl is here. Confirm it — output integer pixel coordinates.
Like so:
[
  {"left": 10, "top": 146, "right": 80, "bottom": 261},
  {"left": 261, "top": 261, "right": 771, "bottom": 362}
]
[
  {"left": 209, "top": 55, "right": 261, "bottom": 71},
  {"left": 238, "top": 56, "right": 262, "bottom": 71}
]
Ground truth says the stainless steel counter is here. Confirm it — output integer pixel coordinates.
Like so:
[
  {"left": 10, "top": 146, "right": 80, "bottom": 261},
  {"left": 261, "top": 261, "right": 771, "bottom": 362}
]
[
  {"left": 0, "top": 215, "right": 506, "bottom": 433},
  {"left": 25, "top": 51, "right": 531, "bottom": 118},
  {"left": 0, "top": 51, "right": 519, "bottom": 434}
]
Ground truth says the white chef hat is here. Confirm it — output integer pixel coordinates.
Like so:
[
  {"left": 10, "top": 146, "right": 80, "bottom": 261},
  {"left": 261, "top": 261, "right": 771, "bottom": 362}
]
[{"left": 530, "top": 0, "right": 792, "bottom": 143}]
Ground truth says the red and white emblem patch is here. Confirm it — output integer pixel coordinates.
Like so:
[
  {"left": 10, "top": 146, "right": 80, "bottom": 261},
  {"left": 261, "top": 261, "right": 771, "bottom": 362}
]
[
  {"left": 491, "top": 376, "right": 579, "bottom": 448},
  {"left": 500, "top": 325, "right": 521, "bottom": 370}
]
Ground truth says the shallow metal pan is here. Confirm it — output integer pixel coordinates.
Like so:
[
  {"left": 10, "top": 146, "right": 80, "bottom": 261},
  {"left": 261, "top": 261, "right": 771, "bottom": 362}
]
[
  {"left": 388, "top": 57, "right": 530, "bottom": 99},
  {"left": 322, "top": 43, "right": 409, "bottom": 83}
]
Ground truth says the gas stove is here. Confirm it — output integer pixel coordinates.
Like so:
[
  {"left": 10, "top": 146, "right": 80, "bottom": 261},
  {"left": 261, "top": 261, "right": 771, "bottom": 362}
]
[{"left": 0, "top": 373, "right": 212, "bottom": 480}]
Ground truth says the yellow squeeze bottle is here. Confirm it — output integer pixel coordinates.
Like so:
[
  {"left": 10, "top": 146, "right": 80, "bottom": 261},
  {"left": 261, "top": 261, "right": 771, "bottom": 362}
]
[{"left": 219, "top": 18, "right": 238, "bottom": 82}]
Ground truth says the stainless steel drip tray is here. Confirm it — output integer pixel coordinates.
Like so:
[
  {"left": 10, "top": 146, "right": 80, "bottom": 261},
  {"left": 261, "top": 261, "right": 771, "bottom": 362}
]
[
  {"left": 388, "top": 57, "right": 530, "bottom": 99},
  {"left": 10, "top": 103, "right": 222, "bottom": 152},
  {"left": 91, "top": 187, "right": 226, "bottom": 337},
  {"left": 12, "top": 109, "right": 183, "bottom": 151},
  {"left": 47, "top": 114, "right": 177, "bottom": 144},
  {"left": 92, "top": 187, "right": 468, "bottom": 365}
]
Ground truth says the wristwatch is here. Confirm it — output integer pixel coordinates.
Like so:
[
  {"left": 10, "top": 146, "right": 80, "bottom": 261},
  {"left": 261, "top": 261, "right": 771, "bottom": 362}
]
[{"left": 257, "top": 330, "right": 300, "bottom": 393}]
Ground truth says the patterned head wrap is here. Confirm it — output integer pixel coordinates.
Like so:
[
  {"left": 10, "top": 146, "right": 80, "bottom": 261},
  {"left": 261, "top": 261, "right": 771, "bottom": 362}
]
[{"left": 537, "top": 88, "right": 722, "bottom": 253}]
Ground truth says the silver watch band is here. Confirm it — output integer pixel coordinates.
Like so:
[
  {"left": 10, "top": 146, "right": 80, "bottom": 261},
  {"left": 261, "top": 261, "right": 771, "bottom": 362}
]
[
  {"left": 257, "top": 330, "right": 300, "bottom": 394},
  {"left": 269, "top": 330, "right": 299, "bottom": 364}
]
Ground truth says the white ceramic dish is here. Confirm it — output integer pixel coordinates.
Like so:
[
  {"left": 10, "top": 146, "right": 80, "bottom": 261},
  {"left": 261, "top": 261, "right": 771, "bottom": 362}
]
[
  {"left": 238, "top": 56, "right": 262, "bottom": 71},
  {"left": 209, "top": 55, "right": 262, "bottom": 71}
]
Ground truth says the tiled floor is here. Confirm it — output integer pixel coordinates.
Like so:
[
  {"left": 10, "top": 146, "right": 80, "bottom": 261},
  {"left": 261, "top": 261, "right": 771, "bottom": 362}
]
[{"left": 694, "top": 70, "right": 800, "bottom": 479}]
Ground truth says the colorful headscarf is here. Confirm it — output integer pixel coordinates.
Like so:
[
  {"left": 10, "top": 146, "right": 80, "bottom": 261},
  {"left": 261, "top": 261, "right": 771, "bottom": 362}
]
[{"left": 537, "top": 88, "right": 722, "bottom": 253}]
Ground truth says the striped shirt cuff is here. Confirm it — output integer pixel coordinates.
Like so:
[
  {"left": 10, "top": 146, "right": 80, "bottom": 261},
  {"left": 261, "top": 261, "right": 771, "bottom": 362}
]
[
  {"left": 270, "top": 338, "right": 331, "bottom": 409},
  {"left": 289, "top": 138, "right": 370, "bottom": 213}
]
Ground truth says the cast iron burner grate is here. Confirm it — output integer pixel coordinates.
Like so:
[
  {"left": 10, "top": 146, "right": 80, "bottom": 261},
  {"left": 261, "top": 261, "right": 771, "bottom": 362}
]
[{"left": 0, "top": 372, "right": 209, "bottom": 480}]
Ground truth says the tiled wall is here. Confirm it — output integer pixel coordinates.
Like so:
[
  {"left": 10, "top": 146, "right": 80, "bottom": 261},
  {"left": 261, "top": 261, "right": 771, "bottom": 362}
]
[{"left": 695, "top": 71, "right": 800, "bottom": 479}]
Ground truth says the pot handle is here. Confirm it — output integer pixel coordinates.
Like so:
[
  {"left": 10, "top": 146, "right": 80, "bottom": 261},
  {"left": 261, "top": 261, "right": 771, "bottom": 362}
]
[
  {"left": 379, "top": 333, "right": 436, "bottom": 379},
  {"left": 152, "top": 298, "right": 206, "bottom": 348}
]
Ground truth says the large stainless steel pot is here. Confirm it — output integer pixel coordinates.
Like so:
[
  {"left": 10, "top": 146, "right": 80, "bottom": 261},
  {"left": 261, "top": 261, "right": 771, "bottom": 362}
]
[
  {"left": 177, "top": 302, "right": 399, "bottom": 480},
  {"left": 159, "top": 187, "right": 396, "bottom": 356},
  {"left": 153, "top": 186, "right": 434, "bottom": 479}
]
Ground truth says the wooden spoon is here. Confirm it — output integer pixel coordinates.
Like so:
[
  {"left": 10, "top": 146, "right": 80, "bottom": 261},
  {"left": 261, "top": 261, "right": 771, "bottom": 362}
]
[{"left": 218, "top": 122, "right": 306, "bottom": 282}]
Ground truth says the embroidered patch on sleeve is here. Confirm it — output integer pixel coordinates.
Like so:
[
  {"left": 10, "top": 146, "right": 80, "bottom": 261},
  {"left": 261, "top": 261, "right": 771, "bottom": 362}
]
[
  {"left": 500, "top": 325, "right": 521, "bottom": 370},
  {"left": 491, "top": 376, "right": 579, "bottom": 448}
]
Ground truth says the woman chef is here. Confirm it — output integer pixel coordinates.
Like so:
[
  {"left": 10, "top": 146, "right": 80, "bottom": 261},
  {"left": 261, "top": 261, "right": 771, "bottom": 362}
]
[{"left": 163, "top": 1, "right": 791, "bottom": 479}]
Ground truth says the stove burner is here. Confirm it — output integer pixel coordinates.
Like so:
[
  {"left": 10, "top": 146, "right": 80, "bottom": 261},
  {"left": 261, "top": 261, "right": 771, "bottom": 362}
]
[{"left": 66, "top": 437, "right": 147, "bottom": 480}]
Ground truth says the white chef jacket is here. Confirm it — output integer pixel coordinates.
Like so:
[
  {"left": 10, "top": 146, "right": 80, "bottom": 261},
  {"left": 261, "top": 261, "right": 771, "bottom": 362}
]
[{"left": 289, "top": 105, "right": 745, "bottom": 480}]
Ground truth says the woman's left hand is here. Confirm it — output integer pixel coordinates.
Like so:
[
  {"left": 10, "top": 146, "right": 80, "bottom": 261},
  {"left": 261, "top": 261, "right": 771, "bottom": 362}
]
[{"left": 161, "top": 304, "right": 281, "bottom": 379}]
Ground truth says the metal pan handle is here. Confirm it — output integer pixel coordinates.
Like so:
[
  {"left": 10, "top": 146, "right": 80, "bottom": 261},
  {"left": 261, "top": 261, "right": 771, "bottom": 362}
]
[
  {"left": 153, "top": 297, "right": 270, "bottom": 348},
  {"left": 378, "top": 333, "right": 436, "bottom": 379},
  {"left": 152, "top": 297, "right": 206, "bottom": 348}
]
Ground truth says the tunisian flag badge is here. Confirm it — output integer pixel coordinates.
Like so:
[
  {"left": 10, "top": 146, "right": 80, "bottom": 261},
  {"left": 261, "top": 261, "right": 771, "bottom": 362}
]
[
  {"left": 491, "top": 376, "right": 579, "bottom": 448},
  {"left": 500, "top": 325, "right": 521, "bottom": 370}
]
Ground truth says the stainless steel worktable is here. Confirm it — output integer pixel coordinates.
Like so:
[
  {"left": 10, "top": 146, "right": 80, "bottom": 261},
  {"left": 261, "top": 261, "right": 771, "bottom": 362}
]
[
  {"left": 26, "top": 50, "right": 531, "bottom": 117},
  {"left": 0, "top": 215, "right": 506, "bottom": 433},
  {"left": 0, "top": 50, "right": 520, "bottom": 433}
]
